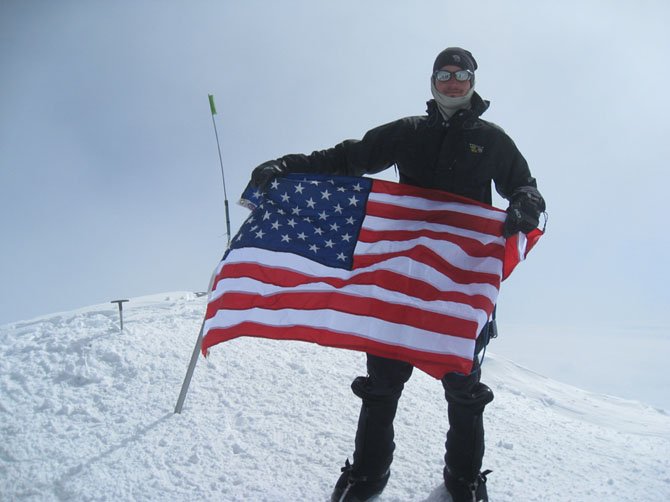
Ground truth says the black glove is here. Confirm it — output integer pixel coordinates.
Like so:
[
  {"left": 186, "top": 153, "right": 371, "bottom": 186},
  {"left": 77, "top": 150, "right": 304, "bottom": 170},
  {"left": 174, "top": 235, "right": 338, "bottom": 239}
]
[
  {"left": 250, "top": 160, "right": 286, "bottom": 190},
  {"left": 503, "top": 186, "right": 546, "bottom": 237}
]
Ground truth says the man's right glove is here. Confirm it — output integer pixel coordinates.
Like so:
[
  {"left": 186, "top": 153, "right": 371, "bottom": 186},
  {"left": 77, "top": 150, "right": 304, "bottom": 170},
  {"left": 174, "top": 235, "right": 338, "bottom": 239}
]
[
  {"left": 503, "top": 186, "right": 546, "bottom": 237},
  {"left": 250, "top": 160, "right": 286, "bottom": 190}
]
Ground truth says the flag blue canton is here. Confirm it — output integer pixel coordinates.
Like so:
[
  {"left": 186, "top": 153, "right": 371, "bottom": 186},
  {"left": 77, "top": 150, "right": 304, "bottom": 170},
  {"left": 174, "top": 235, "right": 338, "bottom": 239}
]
[{"left": 232, "top": 174, "right": 373, "bottom": 270}]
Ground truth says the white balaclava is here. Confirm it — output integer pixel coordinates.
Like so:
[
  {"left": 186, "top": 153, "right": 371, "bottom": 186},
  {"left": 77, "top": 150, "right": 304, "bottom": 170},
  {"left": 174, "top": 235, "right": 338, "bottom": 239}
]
[{"left": 431, "top": 81, "right": 474, "bottom": 120}]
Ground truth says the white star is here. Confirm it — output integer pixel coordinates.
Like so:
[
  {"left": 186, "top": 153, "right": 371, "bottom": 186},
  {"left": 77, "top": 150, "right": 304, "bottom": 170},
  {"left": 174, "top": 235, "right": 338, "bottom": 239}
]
[
  {"left": 324, "top": 239, "right": 335, "bottom": 248},
  {"left": 320, "top": 189, "right": 332, "bottom": 200},
  {"left": 352, "top": 183, "right": 363, "bottom": 192},
  {"left": 255, "top": 229, "right": 266, "bottom": 239},
  {"left": 305, "top": 197, "right": 316, "bottom": 209},
  {"left": 309, "top": 180, "right": 321, "bottom": 186},
  {"left": 342, "top": 233, "right": 352, "bottom": 242},
  {"left": 297, "top": 232, "right": 307, "bottom": 240},
  {"left": 318, "top": 211, "right": 328, "bottom": 221},
  {"left": 270, "top": 179, "right": 280, "bottom": 190},
  {"left": 337, "top": 186, "right": 346, "bottom": 192},
  {"left": 281, "top": 192, "right": 290, "bottom": 202},
  {"left": 346, "top": 216, "right": 355, "bottom": 225},
  {"left": 337, "top": 252, "right": 347, "bottom": 261},
  {"left": 294, "top": 183, "right": 305, "bottom": 194},
  {"left": 309, "top": 244, "right": 320, "bottom": 253},
  {"left": 281, "top": 234, "right": 291, "bottom": 243},
  {"left": 277, "top": 209, "right": 285, "bottom": 215},
  {"left": 271, "top": 220, "right": 281, "bottom": 230},
  {"left": 303, "top": 217, "right": 313, "bottom": 223},
  {"left": 292, "top": 206, "right": 302, "bottom": 215},
  {"left": 252, "top": 189, "right": 263, "bottom": 199},
  {"left": 314, "top": 227, "right": 324, "bottom": 236},
  {"left": 263, "top": 210, "right": 271, "bottom": 220},
  {"left": 330, "top": 222, "right": 340, "bottom": 231},
  {"left": 287, "top": 218, "right": 297, "bottom": 228},
  {"left": 348, "top": 195, "right": 359, "bottom": 206},
  {"left": 333, "top": 203, "right": 343, "bottom": 214}
]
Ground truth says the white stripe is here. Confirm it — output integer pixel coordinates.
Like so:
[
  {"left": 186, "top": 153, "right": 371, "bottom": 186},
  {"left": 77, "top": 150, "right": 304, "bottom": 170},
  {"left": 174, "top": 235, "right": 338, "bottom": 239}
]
[
  {"left": 223, "top": 247, "right": 351, "bottom": 279},
  {"left": 204, "top": 307, "right": 477, "bottom": 358},
  {"left": 351, "top": 255, "right": 500, "bottom": 298},
  {"left": 210, "top": 276, "right": 489, "bottom": 326},
  {"left": 368, "top": 191, "right": 507, "bottom": 221},
  {"left": 517, "top": 233, "right": 528, "bottom": 261},
  {"left": 362, "top": 214, "right": 505, "bottom": 246}
]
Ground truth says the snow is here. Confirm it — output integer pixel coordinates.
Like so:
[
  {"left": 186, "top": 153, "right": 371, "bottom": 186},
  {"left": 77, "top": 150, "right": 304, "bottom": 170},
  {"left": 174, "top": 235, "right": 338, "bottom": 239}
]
[{"left": 1, "top": 292, "right": 669, "bottom": 501}]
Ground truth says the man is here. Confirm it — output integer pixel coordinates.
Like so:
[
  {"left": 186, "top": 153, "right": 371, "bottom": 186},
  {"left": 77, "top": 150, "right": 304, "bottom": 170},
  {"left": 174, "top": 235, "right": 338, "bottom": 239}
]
[{"left": 249, "top": 47, "right": 545, "bottom": 502}]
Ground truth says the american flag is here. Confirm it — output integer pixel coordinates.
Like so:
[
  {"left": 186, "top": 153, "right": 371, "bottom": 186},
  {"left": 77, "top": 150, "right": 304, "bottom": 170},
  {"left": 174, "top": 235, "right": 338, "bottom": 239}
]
[{"left": 202, "top": 173, "right": 541, "bottom": 378}]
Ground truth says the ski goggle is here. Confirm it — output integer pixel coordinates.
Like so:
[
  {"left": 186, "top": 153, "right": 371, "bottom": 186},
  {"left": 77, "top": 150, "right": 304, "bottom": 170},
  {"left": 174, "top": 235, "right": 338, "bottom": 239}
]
[{"left": 432, "top": 69, "right": 473, "bottom": 82}]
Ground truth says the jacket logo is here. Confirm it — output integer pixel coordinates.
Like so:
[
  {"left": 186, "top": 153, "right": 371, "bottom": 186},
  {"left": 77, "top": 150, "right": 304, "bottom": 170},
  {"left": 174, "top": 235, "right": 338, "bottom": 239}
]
[{"left": 469, "top": 143, "right": 484, "bottom": 154}]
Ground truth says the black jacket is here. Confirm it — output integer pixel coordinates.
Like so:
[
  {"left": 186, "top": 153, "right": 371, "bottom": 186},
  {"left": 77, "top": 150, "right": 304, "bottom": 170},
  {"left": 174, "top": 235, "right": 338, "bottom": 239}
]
[{"left": 278, "top": 92, "right": 537, "bottom": 205}]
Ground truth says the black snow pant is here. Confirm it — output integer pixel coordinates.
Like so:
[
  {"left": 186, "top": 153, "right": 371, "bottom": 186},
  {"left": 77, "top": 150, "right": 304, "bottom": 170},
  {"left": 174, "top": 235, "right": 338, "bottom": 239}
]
[{"left": 348, "top": 328, "right": 494, "bottom": 482}]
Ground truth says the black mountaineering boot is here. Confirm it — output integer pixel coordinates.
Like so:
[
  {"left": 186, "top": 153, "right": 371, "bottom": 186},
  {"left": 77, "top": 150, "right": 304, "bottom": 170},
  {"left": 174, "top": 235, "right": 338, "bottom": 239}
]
[
  {"left": 331, "top": 460, "right": 390, "bottom": 502},
  {"left": 444, "top": 467, "right": 491, "bottom": 502}
]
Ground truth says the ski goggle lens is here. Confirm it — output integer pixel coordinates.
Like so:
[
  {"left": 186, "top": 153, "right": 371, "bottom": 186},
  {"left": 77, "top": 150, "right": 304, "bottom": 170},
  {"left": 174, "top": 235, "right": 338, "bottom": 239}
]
[{"left": 433, "top": 70, "right": 473, "bottom": 82}]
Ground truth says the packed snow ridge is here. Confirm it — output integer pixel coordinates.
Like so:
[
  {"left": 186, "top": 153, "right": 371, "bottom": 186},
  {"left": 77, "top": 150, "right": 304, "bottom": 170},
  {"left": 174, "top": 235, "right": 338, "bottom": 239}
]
[{"left": 1, "top": 292, "right": 668, "bottom": 501}]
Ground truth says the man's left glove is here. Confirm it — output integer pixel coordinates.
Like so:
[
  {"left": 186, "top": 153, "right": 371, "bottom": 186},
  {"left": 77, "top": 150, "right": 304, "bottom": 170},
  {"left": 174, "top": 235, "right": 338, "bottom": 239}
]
[
  {"left": 503, "top": 186, "right": 546, "bottom": 237},
  {"left": 250, "top": 160, "right": 286, "bottom": 190}
]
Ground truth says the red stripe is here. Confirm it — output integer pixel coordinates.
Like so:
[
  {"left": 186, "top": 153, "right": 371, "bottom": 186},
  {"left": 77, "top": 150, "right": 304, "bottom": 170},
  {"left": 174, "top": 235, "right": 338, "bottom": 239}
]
[
  {"left": 358, "top": 227, "right": 504, "bottom": 259},
  {"left": 201, "top": 322, "right": 473, "bottom": 378},
  {"left": 502, "top": 227, "right": 544, "bottom": 280},
  {"left": 366, "top": 199, "right": 503, "bottom": 236},
  {"left": 214, "top": 262, "right": 496, "bottom": 312},
  {"left": 371, "top": 179, "right": 505, "bottom": 213},
  {"left": 352, "top": 245, "right": 501, "bottom": 288},
  {"left": 206, "top": 291, "right": 478, "bottom": 338}
]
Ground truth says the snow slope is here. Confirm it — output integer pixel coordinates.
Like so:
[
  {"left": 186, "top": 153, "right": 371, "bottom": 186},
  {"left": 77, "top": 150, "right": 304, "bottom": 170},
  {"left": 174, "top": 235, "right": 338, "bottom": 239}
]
[{"left": 1, "top": 292, "right": 668, "bottom": 501}]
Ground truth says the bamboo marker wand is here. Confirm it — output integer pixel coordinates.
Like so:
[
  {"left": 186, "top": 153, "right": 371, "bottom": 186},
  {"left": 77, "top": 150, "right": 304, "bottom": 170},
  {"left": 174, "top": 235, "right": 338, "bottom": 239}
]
[{"left": 208, "top": 94, "right": 231, "bottom": 246}]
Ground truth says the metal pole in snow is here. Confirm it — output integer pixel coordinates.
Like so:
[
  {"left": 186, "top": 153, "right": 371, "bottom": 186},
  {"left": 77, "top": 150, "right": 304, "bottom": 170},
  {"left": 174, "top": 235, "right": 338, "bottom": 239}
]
[
  {"left": 111, "top": 299, "right": 129, "bottom": 330},
  {"left": 173, "top": 272, "right": 216, "bottom": 414},
  {"left": 174, "top": 318, "right": 205, "bottom": 414}
]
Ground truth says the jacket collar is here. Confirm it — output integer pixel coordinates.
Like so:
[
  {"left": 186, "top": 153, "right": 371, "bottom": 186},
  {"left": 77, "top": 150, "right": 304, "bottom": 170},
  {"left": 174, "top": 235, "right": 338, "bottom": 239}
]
[{"left": 426, "top": 91, "right": 490, "bottom": 125}]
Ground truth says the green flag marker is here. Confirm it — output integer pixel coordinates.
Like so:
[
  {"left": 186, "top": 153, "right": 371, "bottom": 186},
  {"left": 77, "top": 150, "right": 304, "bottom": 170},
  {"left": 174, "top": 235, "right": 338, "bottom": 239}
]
[{"left": 208, "top": 94, "right": 217, "bottom": 115}]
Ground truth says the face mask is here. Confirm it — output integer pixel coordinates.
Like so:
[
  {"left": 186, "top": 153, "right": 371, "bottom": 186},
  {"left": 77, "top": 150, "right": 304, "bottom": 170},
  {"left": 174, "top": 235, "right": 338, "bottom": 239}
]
[{"left": 430, "top": 80, "right": 475, "bottom": 120}]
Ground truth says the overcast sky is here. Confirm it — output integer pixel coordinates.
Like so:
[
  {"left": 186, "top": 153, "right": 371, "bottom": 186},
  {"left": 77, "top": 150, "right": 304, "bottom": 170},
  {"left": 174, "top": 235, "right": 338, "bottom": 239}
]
[{"left": 2, "top": 0, "right": 669, "bottom": 332}]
